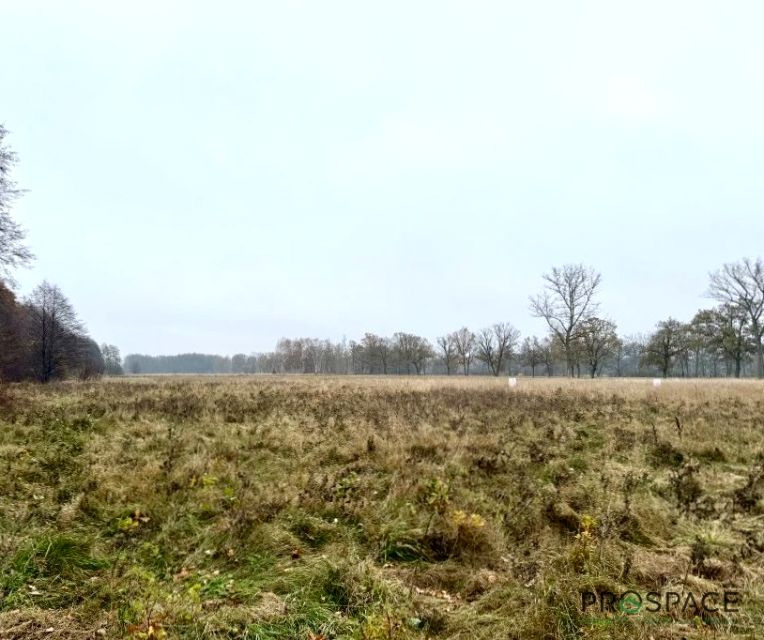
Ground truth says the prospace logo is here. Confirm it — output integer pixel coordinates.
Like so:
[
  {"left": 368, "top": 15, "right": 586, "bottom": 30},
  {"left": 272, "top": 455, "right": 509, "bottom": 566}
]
[{"left": 581, "top": 590, "right": 741, "bottom": 616}]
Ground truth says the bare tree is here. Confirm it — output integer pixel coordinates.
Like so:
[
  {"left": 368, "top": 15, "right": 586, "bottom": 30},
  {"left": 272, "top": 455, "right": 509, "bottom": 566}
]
[
  {"left": 713, "top": 304, "right": 752, "bottom": 378},
  {"left": 302, "top": 338, "right": 330, "bottom": 374},
  {"left": 378, "top": 337, "right": 392, "bottom": 374},
  {"left": 452, "top": 327, "right": 476, "bottom": 375},
  {"left": 393, "top": 333, "right": 434, "bottom": 374},
  {"left": 475, "top": 329, "right": 496, "bottom": 375},
  {"left": 540, "top": 336, "right": 556, "bottom": 376},
  {"left": 437, "top": 334, "right": 458, "bottom": 375},
  {"left": 361, "top": 333, "right": 391, "bottom": 374},
  {"left": 26, "top": 281, "right": 86, "bottom": 382},
  {"left": 276, "top": 338, "right": 302, "bottom": 372},
  {"left": 530, "top": 264, "right": 601, "bottom": 376},
  {"left": 641, "top": 318, "right": 685, "bottom": 377},
  {"left": 337, "top": 336, "right": 351, "bottom": 374},
  {"left": 709, "top": 258, "right": 764, "bottom": 378},
  {"left": 686, "top": 310, "right": 716, "bottom": 377},
  {"left": 576, "top": 317, "right": 620, "bottom": 378},
  {"left": 519, "top": 336, "right": 543, "bottom": 377},
  {"left": 0, "top": 125, "right": 33, "bottom": 281},
  {"left": 101, "top": 343, "right": 124, "bottom": 376},
  {"left": 476, "top": 323, "right": 520, "bottom": 376}
]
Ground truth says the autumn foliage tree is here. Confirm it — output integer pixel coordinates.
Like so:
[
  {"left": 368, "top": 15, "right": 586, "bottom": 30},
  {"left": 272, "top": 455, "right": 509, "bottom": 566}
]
[{"left": 0, "top": 280, "right": 25, "bottom": 379}]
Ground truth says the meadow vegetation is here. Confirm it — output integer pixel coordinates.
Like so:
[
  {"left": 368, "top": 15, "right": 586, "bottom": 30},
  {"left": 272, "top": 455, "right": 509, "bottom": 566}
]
[{"left": 0, "top": 376, "right": 763, "bottom": 639}]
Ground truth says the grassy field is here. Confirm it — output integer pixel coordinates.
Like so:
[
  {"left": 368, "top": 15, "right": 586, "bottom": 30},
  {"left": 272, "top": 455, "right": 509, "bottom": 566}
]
[{"left": 1, "top": 376, "right": 763, "bottom": 639}]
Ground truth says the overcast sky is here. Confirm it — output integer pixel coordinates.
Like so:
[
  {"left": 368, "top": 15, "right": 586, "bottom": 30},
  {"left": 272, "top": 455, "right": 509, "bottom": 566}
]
[{"left": 3, "top": 1, "right": 764, "bottom": 355}]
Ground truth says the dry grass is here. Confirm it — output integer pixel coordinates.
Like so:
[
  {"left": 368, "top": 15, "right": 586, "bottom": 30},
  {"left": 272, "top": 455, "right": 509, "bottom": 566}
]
[{"left": 1, "top": 375, "right": 763, "bottom": 639}]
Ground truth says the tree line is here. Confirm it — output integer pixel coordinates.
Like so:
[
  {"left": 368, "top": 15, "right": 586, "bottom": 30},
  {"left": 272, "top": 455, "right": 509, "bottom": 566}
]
[
  {"left": 2, "top": 122, "right": 764, "bottom": 380},
  {"left": 126, "top": 260, "right": 764, "bottom": 379},
  {"left": 123, "top": 259, "right": 764, "bottom": 380}
]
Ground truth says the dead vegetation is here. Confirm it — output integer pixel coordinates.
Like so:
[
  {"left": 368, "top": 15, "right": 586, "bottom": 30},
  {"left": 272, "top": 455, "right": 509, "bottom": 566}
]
[{"left": 0, "top": 375, "right": 763, "bottom": 638}]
